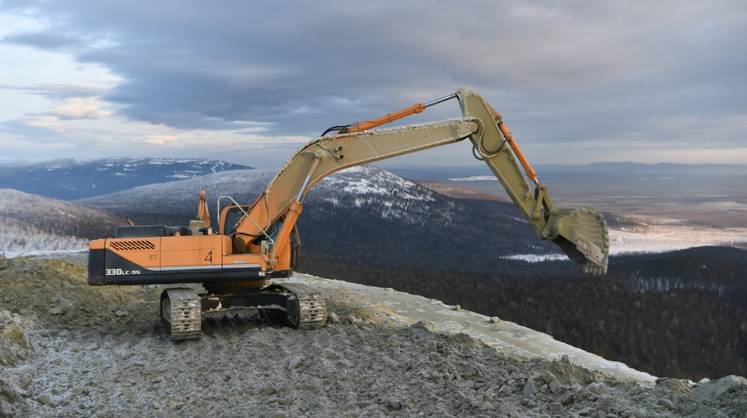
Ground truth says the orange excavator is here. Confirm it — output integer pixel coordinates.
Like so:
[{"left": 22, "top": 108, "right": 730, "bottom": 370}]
[{"left": 88, "top": 89, "right": 609, "bottom": 340}]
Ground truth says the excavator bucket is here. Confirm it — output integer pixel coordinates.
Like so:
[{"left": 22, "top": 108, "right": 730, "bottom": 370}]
[{"left": 545, "top": 208, "right": 609, "bottom": 275}]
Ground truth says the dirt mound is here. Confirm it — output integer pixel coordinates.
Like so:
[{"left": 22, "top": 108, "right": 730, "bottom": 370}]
[
  {"left": 0, "top": 257, "right": 745, "bottom": 417},
  {"left": 0, "top": 257, "right": 158, "bottom": 329}
]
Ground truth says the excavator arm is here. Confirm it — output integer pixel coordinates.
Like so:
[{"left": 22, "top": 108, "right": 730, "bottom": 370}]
[
  {"left": 458, "top": 90, "right": 609, "bottom": 274},
  {"left": 232, "top": 89, "right": 609, "bottom": 274}
]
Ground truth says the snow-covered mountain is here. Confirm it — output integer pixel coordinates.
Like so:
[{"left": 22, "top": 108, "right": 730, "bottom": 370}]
[
  {"left": 79, "top": 166, "right": 465, "bottom": 226},
  {"left": 79, "top": 166, "right": 557, "bottom": 273},
  {"left": 0, "top": 158, "right": 251, "bottom": 200},
  {"left": 0, "top": 189, "right": 121, "bottom": 256}
]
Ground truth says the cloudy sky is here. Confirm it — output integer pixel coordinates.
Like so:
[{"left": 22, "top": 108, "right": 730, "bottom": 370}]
[{"left": 1, "top": 1, "right": 745, "bottom": 168}]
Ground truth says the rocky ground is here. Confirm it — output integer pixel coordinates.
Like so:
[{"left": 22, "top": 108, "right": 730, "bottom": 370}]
[{"left": 1, "top": 255, "right": 746, "bottom": 417}]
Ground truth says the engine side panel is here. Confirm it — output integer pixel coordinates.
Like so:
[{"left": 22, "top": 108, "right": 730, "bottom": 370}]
[
  {"left": 161, "top": 234, "right": 224, "bottom": 271},
  {"left": 88, "top": 235, "right": 266, "bottom": 285}
]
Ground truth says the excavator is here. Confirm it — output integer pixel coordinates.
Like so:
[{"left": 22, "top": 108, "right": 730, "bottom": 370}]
[{"left": 87, "top": 89, "right": 609, "bottom": 340}]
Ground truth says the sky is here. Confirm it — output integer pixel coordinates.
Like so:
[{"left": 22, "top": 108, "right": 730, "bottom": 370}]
[{"left": 0, "top": 1, "right": 746, "bottom": 169}]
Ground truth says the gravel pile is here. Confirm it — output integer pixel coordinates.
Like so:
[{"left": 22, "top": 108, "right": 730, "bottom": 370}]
[{"left": 1, "top": 256, "right": 746, "bottom": 417}]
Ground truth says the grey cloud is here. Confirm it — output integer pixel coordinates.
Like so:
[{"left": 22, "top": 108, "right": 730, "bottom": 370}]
[
  {"left": 0, "top": 119, "right": 64, "bottom": 143},
  {"left": 4, "top": 0, "right": 747, "bottom": 158},
  {"left": 0, "top": 83, "right": 107, "bottom": 99},
  {"left": 2, "top": 31, "right": 85, "bottom": 50}
]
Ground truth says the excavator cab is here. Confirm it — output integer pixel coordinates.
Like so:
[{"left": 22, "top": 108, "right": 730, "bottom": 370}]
[{"left": 219, "top": 205, "right": 247, "bottom": 236}]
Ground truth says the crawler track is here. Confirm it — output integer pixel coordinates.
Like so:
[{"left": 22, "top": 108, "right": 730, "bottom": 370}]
[
  {"left": 160, "top": 282, "right": 327, "bottom": 340},
  {"left": 283, "top": 283, "right": 327, "bottom": 329},
  {"left": 160, "top": 288, "right": 202, "bottom": 341}
]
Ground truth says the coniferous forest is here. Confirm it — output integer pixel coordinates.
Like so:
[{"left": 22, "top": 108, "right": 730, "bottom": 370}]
[{"left": 299, "top": 246, "right": 747, "bottom": 380}]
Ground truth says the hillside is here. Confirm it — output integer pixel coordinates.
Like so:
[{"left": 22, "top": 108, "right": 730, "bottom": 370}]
[
  {"left": 1, "top": 256, "right": 745, "bottom": 417},
  {"left": 0, "top": 189, "right": 121, "bottom": 256},
  {"left": 0, "top": 158, "right": 251, "bottom": 200}
]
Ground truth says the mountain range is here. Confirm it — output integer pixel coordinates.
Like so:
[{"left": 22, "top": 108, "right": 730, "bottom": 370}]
[
  {"left": 0, "top": 158, "right": 251, "bottom": 200},
  {"left": 389, "top": 162, "right": 747, "bottom": 205},
  {"left": 0, "top": 158, "right": 555, "bottom": 271}
]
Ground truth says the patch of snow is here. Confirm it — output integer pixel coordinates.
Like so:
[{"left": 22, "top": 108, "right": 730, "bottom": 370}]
[
  {"left": 339, "top": 166, "right": 365, "bottom": 173},
  {"left": 0, "top": 221, "right": 90, "bottom": 256},
  {"left": 3, "top": 248, "right": 88, "bottom": 258},
  {"left": 609, "top": 225, "right": 747, "bottom": 255},
  {"left": 323, "top": 197, "right": 339, "bottom": 206},
  {"left": 320, "top": 166, "right": 436, "bottom": 202},
  {"left": 502, "top": 254, "right": 569, "bottom": 263},
  {"left": 448, "top": 175, "right": 496, "bottom": 182},
  {"left": 498, "top": 222, "right": 747, "bottom": 263}
]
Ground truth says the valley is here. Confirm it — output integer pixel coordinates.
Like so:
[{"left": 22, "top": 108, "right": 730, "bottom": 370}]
[{"left": 403, "top": 163, "right": 747, "bottom": 257}]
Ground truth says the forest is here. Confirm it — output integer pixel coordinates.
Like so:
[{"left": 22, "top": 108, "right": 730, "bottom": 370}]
[{"left": 298, "top": 246, "right": 747, "bottom": 380}]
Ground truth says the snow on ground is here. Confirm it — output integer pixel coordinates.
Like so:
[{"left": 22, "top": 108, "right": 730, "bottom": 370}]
[
  {"left": 2, "top": 249, "right": 88, "bottom": 259},
  {"left": 608, "top": 223, "right": 747, "bottom": 255},
  {"left": 0, "top": 223, "right": 89, "bottom": 258},
  {"left": 321, "top": 166, "right": 437, "bottom": 202},
  {"left": 448, "top": 175, "right": 496, "bottom": 181},
  {"left": 0, "top": 189, "right": 118, "bottom": 257},
  {"left": 502, "top": 254, "right": 570, "bottom": 262},
  {"left": 502, "top": 223, "right": 747, "bottom": 263}
]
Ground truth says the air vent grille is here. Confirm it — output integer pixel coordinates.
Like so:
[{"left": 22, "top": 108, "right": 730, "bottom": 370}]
[{"left": 110, "top": 240, "right": 156, "bottom": 251}]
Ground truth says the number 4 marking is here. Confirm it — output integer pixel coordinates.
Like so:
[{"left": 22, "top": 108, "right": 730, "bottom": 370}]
[{"left": 204, "top": 251, "right": 213, "bottom": 263}]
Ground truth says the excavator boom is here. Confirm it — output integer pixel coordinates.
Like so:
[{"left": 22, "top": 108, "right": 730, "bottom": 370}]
[{"left": 232, "top": 89, "right": 609, "bottom": 274}]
